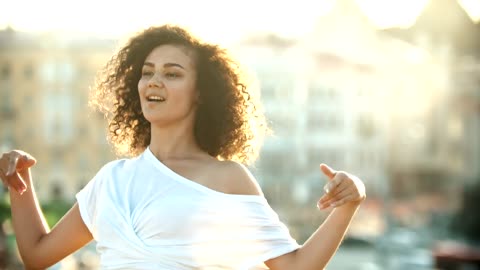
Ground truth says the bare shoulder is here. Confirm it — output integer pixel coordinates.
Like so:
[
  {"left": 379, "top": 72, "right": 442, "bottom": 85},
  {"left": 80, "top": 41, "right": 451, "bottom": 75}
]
[{"left": 214, "top": 160, "right": 264, "bottom": 196}]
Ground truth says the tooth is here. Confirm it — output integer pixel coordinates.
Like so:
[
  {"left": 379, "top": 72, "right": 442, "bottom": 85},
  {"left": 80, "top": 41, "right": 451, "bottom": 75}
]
[{"left": 147, "top": 95, "right": 165, "bottom": 101}]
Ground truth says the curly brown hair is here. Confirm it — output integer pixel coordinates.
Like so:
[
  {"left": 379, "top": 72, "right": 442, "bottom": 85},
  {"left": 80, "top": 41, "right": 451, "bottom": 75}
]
[{"left": 89, "top": 25, "right": 268, "bottom": 164}]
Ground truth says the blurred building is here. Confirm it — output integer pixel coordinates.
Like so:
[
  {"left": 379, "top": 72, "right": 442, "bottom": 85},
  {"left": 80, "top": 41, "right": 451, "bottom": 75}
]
[
  {"left": 235, "top": 0, "right": 385, "bottom": 197},
  {"left": 232, "top": 0, "right": 480, "bottom": 241},
  {"left": 234, "top": 0, "right": 480, "bottom": 266},
  {"left": 0, "top": 28, "right": 117, "bottom": 200},
  {"left": 382, "top": 0, "right": 480, "bottom": 211},
  {"left": 232, "top": 0, "right": 418, "bottom": 240}
]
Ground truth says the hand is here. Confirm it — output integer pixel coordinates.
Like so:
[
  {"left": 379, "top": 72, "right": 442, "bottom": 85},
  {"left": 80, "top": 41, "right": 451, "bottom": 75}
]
[
  {"left": 317, "top": 163, "right": 366, "bottom": 210},
  {"left": 0, "top": 150, "right": 37, "bottom": 195}
]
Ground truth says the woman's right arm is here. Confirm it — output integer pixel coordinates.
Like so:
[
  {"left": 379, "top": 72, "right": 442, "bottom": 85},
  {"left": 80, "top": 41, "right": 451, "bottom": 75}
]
[{"left": 0, "top": 151, "right": 93, "bottom": 270}]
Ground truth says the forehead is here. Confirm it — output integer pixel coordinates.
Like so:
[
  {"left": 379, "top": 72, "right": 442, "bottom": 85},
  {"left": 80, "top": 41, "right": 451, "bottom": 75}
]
[{"left": 144, "top": 44, "right": 195, "bottom": 69}]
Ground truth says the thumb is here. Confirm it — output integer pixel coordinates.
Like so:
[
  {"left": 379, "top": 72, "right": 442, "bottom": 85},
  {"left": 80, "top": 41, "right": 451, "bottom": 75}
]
[{"left": 320, "top": 163, "right": 336, "bottom": 180}]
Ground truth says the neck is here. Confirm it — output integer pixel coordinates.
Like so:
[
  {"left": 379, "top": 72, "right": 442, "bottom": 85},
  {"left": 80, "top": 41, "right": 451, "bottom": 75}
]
[{"left": 148, "top": 120, "right": 205, "bottom": 161}]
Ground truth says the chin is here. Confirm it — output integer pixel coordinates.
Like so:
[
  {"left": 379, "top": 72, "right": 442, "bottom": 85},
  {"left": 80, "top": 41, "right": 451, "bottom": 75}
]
[
  {"left": 144, "top": 117, "right": 166, "bottom": 124},
  {"left": 145, "top": 117, "right": 177, "bottom": 127}
]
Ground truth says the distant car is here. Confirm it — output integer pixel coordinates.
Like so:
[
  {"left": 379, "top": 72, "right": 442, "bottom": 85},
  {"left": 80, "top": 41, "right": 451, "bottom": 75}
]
[{"left": 433, "top": 241, "right": 480, "bottom": 270}]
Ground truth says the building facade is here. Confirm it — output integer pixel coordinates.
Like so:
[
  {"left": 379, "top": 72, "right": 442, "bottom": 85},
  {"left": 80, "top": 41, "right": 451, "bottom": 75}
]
[{"left": 0, "top": 28, "right": 117, "bottom": 200}]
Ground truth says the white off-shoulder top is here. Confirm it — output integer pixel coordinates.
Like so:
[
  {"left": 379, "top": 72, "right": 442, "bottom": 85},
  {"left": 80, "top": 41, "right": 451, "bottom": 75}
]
[{"left": 76, "top": 147, "right": 300, "bottom": 269}]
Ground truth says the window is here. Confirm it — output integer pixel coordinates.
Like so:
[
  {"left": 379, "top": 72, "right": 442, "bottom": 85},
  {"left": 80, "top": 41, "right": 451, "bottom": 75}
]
[
  {"left": 0, "top": 86, "right": 14, "bottom": 119},
  {"left": 43, "top": 92, "right": 73, "bottom": 144},
  {"left": 261, "top": 76, "right": 293, "bottom": 102},
  {"left": 308, "top": 83, "right": 337, "bottom": 101},
  {"left": 258, "top": 149, "right": 294, "bottom": 178},
  {"left": 261, "top": 83, "right": 276, "bottom": 100},
  {"left": 268, "top": 112, "right": 294, "bottom": 134},
  {"left": 1, "top": 62, "right": 11, "bottom": 80},
  {"left": 309, "top": 84, "right": 326, "bottom": 100},
  {"left": 58, "top": 62, "right": 74, "bottom": 84},
  {"left": 357, "top": 113, "right": 375, "bottom": 139},
  {"left": 307, "top": 111, "right": 342, "bottom": 132},
  {"left": 40, "top": 60, "right": 75, "bottom": 84},
  {"left": 1, "top": 128, "right": 14, "bottom": 150},
  {"left": 24, "top": 63, "right": 34, "bottom": 80},
  {"left": 307, "top": 113, "right": 327, "bottom": 130},
  {"left": 40, "top": 61, "right": 56, "bottom": 82}
]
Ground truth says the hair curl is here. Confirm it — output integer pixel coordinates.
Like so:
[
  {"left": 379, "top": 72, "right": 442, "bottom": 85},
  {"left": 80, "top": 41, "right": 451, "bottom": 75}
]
[{"left": 89, "top": 25, "right": 268, "bottom": 164}]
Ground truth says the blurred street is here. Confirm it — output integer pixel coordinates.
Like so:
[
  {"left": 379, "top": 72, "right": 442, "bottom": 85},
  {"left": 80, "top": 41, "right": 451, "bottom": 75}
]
[{"left": 329, "top": 245, "right": 377, "bottom": 270}]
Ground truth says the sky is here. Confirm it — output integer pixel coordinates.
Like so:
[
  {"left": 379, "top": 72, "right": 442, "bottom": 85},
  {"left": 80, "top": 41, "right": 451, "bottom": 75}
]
[{"left": 1, "top": 0, "right": 479, "bottom": 44}]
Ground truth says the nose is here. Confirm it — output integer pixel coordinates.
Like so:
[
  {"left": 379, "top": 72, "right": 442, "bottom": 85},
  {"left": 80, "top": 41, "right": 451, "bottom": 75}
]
[{"left": 147, "top": 73, "right": 164, "bottom": 88}]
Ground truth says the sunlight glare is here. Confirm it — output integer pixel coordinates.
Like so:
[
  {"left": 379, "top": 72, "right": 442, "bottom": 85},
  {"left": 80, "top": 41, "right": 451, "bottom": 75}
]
[
  {"left": 0, "top": 0, "right": 335, "bottom": 44},
  {"left": 355, "top": 0, "right": 430, "bottom": 28},
  {"left": 458, "top": 0, "right": 480, "bottom": 22}
]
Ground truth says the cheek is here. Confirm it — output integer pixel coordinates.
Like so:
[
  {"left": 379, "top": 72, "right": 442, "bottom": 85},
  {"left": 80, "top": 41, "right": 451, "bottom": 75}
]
[{"left": 138, "top": 80, "right": 146, "bottom": 93}]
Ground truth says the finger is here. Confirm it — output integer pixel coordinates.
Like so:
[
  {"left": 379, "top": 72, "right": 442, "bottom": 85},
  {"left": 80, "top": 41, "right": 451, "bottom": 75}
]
[
  {"left": 317, "top": 190, "right": 343, "bottom": 209},
  {"left": 318, "top": 193, "right": 330, "bottom": 204},
  {"left": 323, "top": 187, "right": 353, "bottom": 206},
  {"left": 14, "top": 179, "right": 26, "bottom": 194},
  {"left": 317, "top": 199, "right": 326, "bottom": 210},
  {"left": 319, "top": 178, "right": 349, "bottom": 206},
  {"left": 324, "top": 172, "right": 347, "bottom": 194},
  {"left": 318, "top": 204, "right": 335, "bottom": 211},
  {"left": 330, "top": 194, "right": 356, "bottom": 208},
  {"left": 320, "top": 163, "right": 336, "bottom": 179},
  {"left": 326, "top": 179, "right": 350, "bottom": 198},
  {"left": 7, "top": 155, "right": 20, "bottom": 176},
  {"left": 318, "top": 199, "right": 337, "bottom": 210},
  {"left": 317, "top": 193, "right": 332, "bottom": 207},
  {"left": 6, "top": 172, "right": 26, "bottom": 194},
  {"left": 318, "top": 190, "right": 349, "bottom": 209},
  {"left": 318, "top": 187, "right": 340, "bottom": 204}
]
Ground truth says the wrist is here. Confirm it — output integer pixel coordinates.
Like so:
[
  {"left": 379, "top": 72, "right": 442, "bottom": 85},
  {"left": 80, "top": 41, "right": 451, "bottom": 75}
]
[{"left": 341, "top": 200, "right": 363, "bottom": 209}]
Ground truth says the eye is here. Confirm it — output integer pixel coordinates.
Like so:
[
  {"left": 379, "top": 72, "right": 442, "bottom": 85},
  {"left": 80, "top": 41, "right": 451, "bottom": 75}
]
[
  {"left": 141, "top": 70, "right": 153, "bottom": 76},
  {"left": 165, "top": 72, "right": 180, "bottom": 78}
]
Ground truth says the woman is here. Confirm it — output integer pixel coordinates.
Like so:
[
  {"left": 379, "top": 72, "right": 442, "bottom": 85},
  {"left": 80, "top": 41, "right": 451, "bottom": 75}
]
[{"left": 0, "top": 25, "right": 365, "bottom": 269}]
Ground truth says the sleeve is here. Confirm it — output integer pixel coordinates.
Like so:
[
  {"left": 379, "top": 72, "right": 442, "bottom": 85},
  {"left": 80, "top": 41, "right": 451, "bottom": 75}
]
[
  {"left": 250, "top": 206, "right": 300, "bottom": 269},
  {"left": 229, "top": 198, "right": 302, "bottom": 269},
  {"left": 75, "top": 163, "right": 110, "bottom": 238}
]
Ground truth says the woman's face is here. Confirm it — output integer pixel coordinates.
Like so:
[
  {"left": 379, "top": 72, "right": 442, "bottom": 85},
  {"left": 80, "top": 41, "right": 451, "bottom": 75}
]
[{"left": 138, "top": 44, "right": 198, "bottom": 127}]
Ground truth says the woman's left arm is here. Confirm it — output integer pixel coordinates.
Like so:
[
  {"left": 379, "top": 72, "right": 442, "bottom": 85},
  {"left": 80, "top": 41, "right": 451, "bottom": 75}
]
[{"left": 265, "top": 163, "right": 366, "bottom": 270}]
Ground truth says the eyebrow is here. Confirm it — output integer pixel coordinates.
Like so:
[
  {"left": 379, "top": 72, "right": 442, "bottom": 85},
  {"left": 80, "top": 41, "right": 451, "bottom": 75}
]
[{"left": 143, "top": 62, "right": 185, "bottom": 70}]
